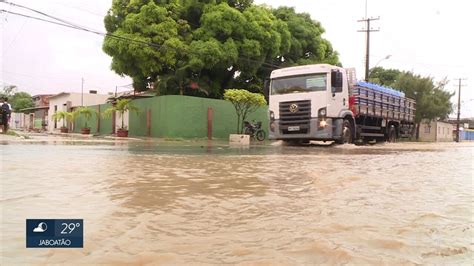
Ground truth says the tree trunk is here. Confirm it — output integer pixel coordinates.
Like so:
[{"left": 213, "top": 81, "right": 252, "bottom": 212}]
[
  {"left": 415, "top": 122, "right": 420, "bottom": 140},
  {"left": 221, "top": 68, "right": 237, "bottom": 90},
  {"left": 241, "top": 112, "right": 248, "bottom": 135},
  {"left": 236, "top": 114, "right": 241, "bottom": 134}
]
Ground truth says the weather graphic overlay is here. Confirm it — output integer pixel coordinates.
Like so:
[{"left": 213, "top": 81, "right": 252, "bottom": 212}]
[{"left": 26, "top": 219, "right": 83, "bottom": 248}]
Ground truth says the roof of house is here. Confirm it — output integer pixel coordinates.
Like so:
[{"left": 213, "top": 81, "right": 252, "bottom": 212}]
[
  {"left": 48, "top": 92, "right": 109, "bottom": 99},
  {"left": 106, "top": 90, "right": 155, "bottom": 103},
  {"left": 47, "top": 92, "right": 70, "bottom": 99},
  {"left": 32, "top": 94, "right": 54, "bottom": 98},
  {"left": 20, "top": 106, "right": 50, "bottom": 112}
]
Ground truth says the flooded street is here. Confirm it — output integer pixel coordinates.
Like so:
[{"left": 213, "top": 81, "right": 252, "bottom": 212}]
[{"left": 1, "top": 139, "right": 473, "bottom": 264}]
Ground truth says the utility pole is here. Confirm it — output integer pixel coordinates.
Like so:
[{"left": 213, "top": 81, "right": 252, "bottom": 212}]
[
  {"left": 358, "top": 17, "right": 379, "bottom": 81},
  {"left": 81, "top": 77, "right": 84, "bottom": 106},
  {"left": 455, "top": 78, "right": 467, "bottom": 142}
]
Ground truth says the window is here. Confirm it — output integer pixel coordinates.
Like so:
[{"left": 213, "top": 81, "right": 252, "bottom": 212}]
[
  {"left": 271, "top": 74, "right": 327, "bottom": 95},
  {"left": 424, "top": 126, "right": 430, "bottom": 134}
]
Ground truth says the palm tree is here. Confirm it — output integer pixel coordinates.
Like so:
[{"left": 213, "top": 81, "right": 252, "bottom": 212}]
[
  {"left": 74, "top": 107, "right": 97, "bottom": 129},
  {"left": 52, "top": 110, "right": 73, "bottom": 132},
  {"left": 103, "top": 99, "right": 139, "bottom": 130}
]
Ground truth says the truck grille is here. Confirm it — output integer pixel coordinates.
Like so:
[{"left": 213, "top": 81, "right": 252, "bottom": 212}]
[{"left": 279, "top": 100, "right": 311, "bottom": 134}]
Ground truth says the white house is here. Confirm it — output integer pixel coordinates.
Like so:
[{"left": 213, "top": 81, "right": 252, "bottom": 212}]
[
  {"left": 419, "top": 120, "right": 454, "bottom": 142},
  {"left": 48, "top": 91, "right": 109, "bottom": 132}
]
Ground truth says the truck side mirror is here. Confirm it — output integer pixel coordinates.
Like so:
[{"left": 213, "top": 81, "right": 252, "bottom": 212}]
[
  {"left": 263, "top": 79, "right": 270, "bottom": 104},
  {"left": 331, "top": 70, "right": 343, "bottom": 93}
]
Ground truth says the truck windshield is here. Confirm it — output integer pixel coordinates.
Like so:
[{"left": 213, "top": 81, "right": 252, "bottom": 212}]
[{"left": 271, "top": 74, "right": 327, "bottom": 95}]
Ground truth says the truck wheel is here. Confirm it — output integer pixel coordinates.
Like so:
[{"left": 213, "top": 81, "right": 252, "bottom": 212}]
[
  {"left": 337, "top": 119, "right": 353, "bottom": 144},
  {"left": 388, "top": 126, "right": 397, "bottom": 142},
  {"left": 255, "top": 130, "right": 266, "bottom": 141}
]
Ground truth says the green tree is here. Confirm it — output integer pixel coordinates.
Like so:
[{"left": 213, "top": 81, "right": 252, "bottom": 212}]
[
  {"left": 224, "top": 89, "right": 266, "bottom": 134},
  {"left": 103, "top": 1, "right": 339, "bottom": 97},
  {"left": 392, "top": 71, "right": 453, "bottom": 139},
  {"left": 10, "top": 92, "right": 34, "bottom": 112},
  {"left": 0, "top": 85, "right": 18, "bottom": 99},
  {"left": 368, "top": 67, "right": 401, "bottom": 87},
  {"left": 271, "top": 7, "right": 339, "bottom": 67}
]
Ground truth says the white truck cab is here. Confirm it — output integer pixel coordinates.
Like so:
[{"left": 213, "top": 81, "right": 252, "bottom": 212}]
[{"left": 267, "top": 64, "right": 353, "bottom": 142}]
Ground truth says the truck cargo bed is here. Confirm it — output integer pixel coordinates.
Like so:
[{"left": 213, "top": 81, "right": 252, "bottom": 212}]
[{"left": 351, "top": 84, "right": 416, "bottom": 122}]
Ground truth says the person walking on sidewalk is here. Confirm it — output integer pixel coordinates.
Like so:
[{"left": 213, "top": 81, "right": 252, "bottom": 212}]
[{"left": 1, "top": 97, "right": 12, "bottom": 134}]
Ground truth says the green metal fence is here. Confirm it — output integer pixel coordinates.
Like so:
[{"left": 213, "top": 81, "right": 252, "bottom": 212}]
[{"left": 73, "top": 95, "right": 268, "bottom": 139}]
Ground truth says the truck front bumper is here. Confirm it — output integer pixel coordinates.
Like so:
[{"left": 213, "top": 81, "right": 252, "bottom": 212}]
[{"left": 268, "top": 118, "right": 343, "bottom": 141}]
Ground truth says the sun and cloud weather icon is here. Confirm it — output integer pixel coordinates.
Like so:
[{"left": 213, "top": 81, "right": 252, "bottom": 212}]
[{"left": 33, "top": 222, "right": 48, "bottom": 233}]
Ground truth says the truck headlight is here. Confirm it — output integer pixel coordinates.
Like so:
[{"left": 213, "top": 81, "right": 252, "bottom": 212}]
[
  {"left": 319, "top": 120, "right": 327, "bottom": 128},
  {"left": 269, "top": 110, "right": 275, "bottom": 121}
]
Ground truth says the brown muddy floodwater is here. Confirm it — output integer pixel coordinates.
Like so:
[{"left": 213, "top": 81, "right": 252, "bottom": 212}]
[{"left": 1, "top": 139, "right": 473, "bottom": 265}]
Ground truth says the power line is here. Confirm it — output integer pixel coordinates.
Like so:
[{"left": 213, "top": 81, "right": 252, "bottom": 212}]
[
  {"left": 0, "top": 9, "right": 163, "bottom": 49},
  {"left": 358, "top": 17, "right": 379, "bottom": 81},
  {"left": 0, "top": 2, "right": 281, "bottom": 70},
  {"left": 3, "top": 1, "right": 91, "bottom": 31}
]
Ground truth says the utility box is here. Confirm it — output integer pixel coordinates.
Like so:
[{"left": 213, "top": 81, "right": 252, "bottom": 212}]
[{"left": 229, "top": 134, "right": 250, "bottom": 145}]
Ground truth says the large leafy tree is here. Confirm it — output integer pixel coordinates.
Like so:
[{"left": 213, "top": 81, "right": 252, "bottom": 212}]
[
  {"left": 392, "top": 71, "right": 453, "bottom": 139},
  {"left": 369, "top": 67, "right": 453, "bottom": 139},
  {"left": 103, "top": 0, "right": 339, "bottom": 97},
  {"left": 368, "top": 67, "right": 401, "bottom": 87},
  {"left": 10, "top": 92, "right": 34, "bottom": 112},
  {"left": 271, "top": 7, "right": 339, "bottom": 67},
  {"left": 241, "top": 6, "right": 340, "bottom": 93},
  {"left": 1, "top": 86, "right": 35, "bottom": 112},
  {"left": 0, "top": 85, "right": 17, "bottom": 99}
]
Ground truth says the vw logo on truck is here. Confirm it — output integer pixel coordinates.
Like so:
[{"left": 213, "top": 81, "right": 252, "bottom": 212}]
[{"left": 289, "top": 104, "right": 299, "bottom": 113}]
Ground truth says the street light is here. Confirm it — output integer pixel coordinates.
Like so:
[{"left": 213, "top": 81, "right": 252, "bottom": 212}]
[
  {"left": 369, "top": 54, "right": 392, "bottom": 77},
  {"left": 375, "top": 54, "right": 391, "bottom": 66}
]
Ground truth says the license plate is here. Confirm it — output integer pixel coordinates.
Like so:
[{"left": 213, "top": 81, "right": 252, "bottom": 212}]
[{"left": 287, "top": 126, "right": 300, "bottom": 131}]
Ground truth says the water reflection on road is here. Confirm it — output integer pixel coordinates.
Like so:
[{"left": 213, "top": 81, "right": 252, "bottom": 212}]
[{"left": 1, "top": 140, "right": 473, "bottom": 264}]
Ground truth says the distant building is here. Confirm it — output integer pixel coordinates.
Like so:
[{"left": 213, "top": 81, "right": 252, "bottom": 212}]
[
  {"left": 419, "top": 120, "right": 454, "bottom": 142},
  {"left": 448, "top": 117, "right": 474, "bottom": 129},
  {"left": 12, "top": 94, "right": 52, "bottom": 131},
  {"left": 48, "top": 91, "right": 109, "bottom": 132}
]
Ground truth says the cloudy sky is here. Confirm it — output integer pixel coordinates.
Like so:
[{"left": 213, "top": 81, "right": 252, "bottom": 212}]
[{"left": 1, "top": 0, "right": 473, "bottom": 116}]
